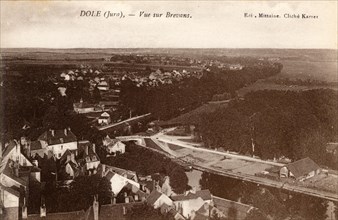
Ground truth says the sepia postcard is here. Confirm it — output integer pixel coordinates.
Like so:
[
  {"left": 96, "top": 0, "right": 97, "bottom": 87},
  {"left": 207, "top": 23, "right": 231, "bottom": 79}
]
[{"left": 0, "top": 1, "right": 337, "bottom": 220}]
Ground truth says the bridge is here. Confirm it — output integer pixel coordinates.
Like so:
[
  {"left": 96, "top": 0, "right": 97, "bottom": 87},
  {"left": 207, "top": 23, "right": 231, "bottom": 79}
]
[{"left": 96, "top": 113, "right": 151, "bottom": 131}]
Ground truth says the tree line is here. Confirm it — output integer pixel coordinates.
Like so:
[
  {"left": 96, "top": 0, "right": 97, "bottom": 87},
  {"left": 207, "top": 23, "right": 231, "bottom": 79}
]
[{"left": 198, "top": 89, "right": 338, "bottom": 168}]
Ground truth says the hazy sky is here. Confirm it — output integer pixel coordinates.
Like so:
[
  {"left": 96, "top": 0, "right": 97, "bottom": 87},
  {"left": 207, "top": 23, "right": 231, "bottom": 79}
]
[{"left": 1, "top": 1, "right": 337, "bottom": 49}]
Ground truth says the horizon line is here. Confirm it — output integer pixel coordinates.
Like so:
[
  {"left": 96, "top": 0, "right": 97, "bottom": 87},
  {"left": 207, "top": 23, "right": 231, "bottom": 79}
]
[{"left": 1, "top": 47, "right": 337, "bottom": 50}]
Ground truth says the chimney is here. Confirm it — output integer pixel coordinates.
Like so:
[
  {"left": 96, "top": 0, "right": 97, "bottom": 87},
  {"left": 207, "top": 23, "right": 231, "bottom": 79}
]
[
  {"left": 51, "top": 129, "right": 55, "bottom": 137},
  {"left": 64, "top": 128, "right": 68, "bottom": 136},
  {"left": 92, "top": 144, "right": 96, "bottom": 153},
  {"left": 124, "top": 192, "right": 129, "bottom": 203},
  {"left": 22, "top": 198, "right": 27, "bottom": 219},
  {"left": 111, "top": 196, "right": 116, "bottom": 204},
  {"left": 134, "top": 194, "right": 139, "bottom": 201},
  {"left": 93, "top": 195, "right": 99, "bottom": 220},
  {"left": 101, "top": 164, "right": 106, "bottom": 177},
  {"left": 13, "top": 163, "right": 19, "bottom": 177},
  {"left": 40, "top": 203, "right": 46, "bottom": 217}
]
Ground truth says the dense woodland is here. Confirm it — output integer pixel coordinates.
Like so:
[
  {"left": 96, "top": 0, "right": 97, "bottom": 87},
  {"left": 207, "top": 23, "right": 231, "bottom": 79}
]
[
  {"left": 200, "top": 172, "right": 332, "bottom": 220},
  {"left": 198, "top": 89, "right": 338, "bottom": 168}
]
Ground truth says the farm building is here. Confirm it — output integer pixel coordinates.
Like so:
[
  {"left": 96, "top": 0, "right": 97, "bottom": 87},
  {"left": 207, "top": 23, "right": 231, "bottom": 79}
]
[{"left": 279, "top": 157, "right": 321, "bottom": 181}]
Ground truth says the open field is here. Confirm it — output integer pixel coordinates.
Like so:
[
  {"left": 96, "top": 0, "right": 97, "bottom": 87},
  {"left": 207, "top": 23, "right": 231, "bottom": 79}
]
[
  {"left": 278, "top": 60, "right": 337, "bottom": 82},
  {"left": 166, "top": 102, "right": 229, "bottom": 125},
  {"left": 238, "top": 58, "right": 337, "bottom": 96}
]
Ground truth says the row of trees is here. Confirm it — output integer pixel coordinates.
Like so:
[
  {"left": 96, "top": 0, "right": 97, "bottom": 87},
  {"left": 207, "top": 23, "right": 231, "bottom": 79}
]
[{"left": 198, "top": 89, "right": 338, "bottom": 168}]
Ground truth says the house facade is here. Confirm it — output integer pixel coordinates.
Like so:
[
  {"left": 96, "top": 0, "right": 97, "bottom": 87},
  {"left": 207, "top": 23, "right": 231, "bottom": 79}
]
[
  {"left": 102, "top": 136, "right": 126, "bottom": 155},
  {"left": 98, "top": 112, "right": 111, "bottom": 125},
  {"left": 37, "top": 129, "right": 78, "bottom": 159}
]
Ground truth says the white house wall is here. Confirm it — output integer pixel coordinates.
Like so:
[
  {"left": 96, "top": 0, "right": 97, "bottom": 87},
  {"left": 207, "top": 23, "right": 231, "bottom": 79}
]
[
  {"left": 48, "top": 142, "right": 77, "bottom": 159},
  {"left": 2, "top": 190, "right": 19, "bottom": 208}
]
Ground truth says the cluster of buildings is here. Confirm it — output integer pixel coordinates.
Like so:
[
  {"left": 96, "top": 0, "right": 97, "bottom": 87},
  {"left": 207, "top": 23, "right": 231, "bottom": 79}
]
[
  {"left": 0, "top": 127, "right": 259, "bottom": 220},
  {"left": 121, "top": 69, "right": 203, "bottom": 88}
]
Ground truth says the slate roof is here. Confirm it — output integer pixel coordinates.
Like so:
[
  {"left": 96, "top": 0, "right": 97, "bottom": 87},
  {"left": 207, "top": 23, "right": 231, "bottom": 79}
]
[
  {"left": 0, "top": 159, "right": 28, "bottom": 186},
  {"left": 2, "top": 141, "right": 17, "bottom": 159},
  {"left": 171, "top": 189, "right": 212, "bottom": 201},
  {"left": 124, "top": 182, "right": 147, "bottom": 199},
  {"left": 146, "top": 190, "right": 162, "bottom": 205},
  {"left": 0, "top": 183, "right": 20, "bottom": 197},
  {"left": 100, "top": 164, "right": 136, "bottom": 181},
  {"left": 285, "top": 157, "right": 320, "bottom": 178},
  {"left": 30, "top": 141, "right": 43, "bottom": 150},
  {"left": 38, "top": 129, "right": 77, "bottom": 145}
]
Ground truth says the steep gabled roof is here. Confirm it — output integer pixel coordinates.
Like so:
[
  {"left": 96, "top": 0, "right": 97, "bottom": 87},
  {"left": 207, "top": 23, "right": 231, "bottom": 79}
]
[
  {"left": 0, "top": 160, "right": 28, "bottom": 187},
  {"left": 171, "top": 189, "right": 211, "bottom": 201},
  {"left": 2, "top": 141, "right": 17, "bottom": 159},
  {"left": 285, "top": 157, "right": 320, "bottom": 178},
  {"left": 30, "top": 140, "right": 43, "bottom": 150},
  {"left": 0, "top": 183, "right": 20, "bottom": 197},
  {"left": 38, "top": 129, "right": 77, "bottom": 145},
  {"left": 146, "top": 190, "right": 163, "bottom": 205}
]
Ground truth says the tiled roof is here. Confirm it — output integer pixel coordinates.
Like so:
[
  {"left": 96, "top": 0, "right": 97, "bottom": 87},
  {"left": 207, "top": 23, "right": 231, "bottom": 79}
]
[
  {"left": 171, "top": 189, "right": 212, "bottom": 202},
  {"left": 38, "top": 129, "right": 77, "bottom": 145},
  {"left": 285, "top": 157, "right": 320, "bottom": 178}
]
